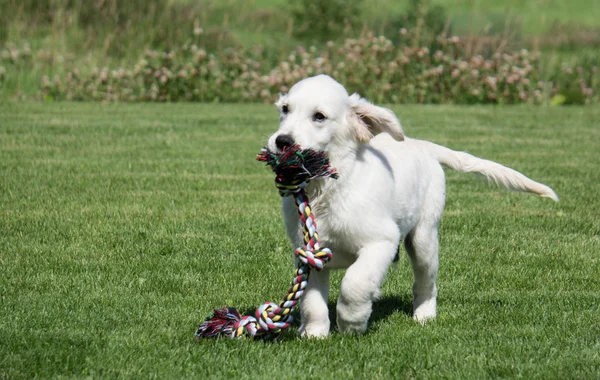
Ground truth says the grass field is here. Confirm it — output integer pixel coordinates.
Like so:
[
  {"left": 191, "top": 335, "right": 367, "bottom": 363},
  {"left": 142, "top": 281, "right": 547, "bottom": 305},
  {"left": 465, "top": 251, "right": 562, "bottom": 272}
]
[{"left": 1, "top": 103, "right": 599, "bottom": 378}]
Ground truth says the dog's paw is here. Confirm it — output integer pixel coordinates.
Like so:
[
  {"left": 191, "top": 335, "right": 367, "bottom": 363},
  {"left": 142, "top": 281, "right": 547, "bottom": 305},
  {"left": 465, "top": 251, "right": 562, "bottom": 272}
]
[
  {"left": 299, "top": 323, "right": 330, "bottom": 339},
  {"left": 413, "top": 297, "right": 436, "bottom": 324},
  {"left": 337, "top": 319, "right": 369, "bottom": 335},
  {"left": 336, "top": 300, "right": 371, "bottom": 335},
  {"left": 413, "top": 313, "right": 436, "bottom": 325}
]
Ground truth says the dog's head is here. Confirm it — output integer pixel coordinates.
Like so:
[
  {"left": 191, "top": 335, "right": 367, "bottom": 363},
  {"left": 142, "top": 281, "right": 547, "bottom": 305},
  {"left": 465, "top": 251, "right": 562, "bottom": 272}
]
[{"left": 267, "top": 75, "right": 404, "bottom": 158}]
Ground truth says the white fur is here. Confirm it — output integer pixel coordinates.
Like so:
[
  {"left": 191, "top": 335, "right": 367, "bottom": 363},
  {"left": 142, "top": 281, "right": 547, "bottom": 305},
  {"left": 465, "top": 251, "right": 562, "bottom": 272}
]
[{"left": 267, "top": 74, "right": 558, "bottom": 338}]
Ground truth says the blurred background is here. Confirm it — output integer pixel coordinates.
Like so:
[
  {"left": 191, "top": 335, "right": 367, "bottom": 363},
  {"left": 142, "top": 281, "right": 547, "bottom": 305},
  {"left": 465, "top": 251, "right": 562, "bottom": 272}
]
[{"left": 1, "top": 0, "right": 598, "bottom": 104}]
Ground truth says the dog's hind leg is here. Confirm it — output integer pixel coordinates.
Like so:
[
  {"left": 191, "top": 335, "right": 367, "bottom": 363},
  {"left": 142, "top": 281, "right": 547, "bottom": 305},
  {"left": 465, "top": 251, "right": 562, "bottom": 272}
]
[
  {"left": 336, "top": 240, "right": 399, "bottom": 334},
  {"left": 405, "top": 223, "right": 439, "bottom": 322},
  {"left": 299, "top": 269, "right": 331, "bottom": 338}
]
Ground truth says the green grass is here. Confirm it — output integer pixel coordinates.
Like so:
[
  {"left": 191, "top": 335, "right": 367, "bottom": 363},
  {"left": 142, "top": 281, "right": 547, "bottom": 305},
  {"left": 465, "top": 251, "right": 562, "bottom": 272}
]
[{"left": 1, "top": 103, "right": 599, "bottom": 378}]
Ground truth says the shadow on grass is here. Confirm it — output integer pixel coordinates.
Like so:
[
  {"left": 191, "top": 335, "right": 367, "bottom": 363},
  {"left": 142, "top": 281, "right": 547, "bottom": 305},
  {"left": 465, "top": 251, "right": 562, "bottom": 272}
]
[
  {"left": 370, "top": 294, "right": 414, "bottom": 326},
  {"left": 327, "top": 294, "right": 413, "bottom": 334}
]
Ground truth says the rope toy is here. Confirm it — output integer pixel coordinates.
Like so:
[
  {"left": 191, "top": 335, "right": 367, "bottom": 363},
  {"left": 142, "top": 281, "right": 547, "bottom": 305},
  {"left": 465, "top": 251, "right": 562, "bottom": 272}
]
[{"left": 195, "top": 144, "right": 338, "bottom": 340}]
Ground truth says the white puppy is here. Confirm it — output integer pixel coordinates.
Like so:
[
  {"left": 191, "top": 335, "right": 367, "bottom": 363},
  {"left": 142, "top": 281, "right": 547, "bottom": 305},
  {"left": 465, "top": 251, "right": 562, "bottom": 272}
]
[{"left": 266, "top": 74, "right": 558, "bottom": 338}]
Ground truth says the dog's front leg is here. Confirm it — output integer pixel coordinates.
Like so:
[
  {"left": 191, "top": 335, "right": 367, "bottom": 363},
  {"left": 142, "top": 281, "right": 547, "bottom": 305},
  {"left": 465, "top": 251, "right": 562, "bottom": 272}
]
[
  {"left": 336, "top": 241, "right": 397, "bottom": 335},
  {"left": 299, "top": 269, "right": 330, "bottom": 338}
]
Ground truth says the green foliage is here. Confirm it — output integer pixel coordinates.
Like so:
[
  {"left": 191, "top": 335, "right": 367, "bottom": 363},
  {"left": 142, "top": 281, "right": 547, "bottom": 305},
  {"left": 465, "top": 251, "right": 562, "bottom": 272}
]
[
  {"left": 289, "top": 0, "right": 364, "bottom": 41},
  {"left": 1, "top": 103, "right": 599, "bottom": 377},
  {"left": 0, "top": 0, "right": 254, "bottom": 59},
  {"left": 384, "top": 0, "right": 450, "bottom": 46},
  {"left": 0, "top": 0, "right": 196, "bottom": 51}
]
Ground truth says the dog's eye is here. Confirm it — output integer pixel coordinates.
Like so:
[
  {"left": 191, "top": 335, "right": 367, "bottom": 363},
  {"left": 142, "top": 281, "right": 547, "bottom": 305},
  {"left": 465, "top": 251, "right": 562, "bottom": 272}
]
[
  {"left": 281, "top": 105, "right": 289, "bottom": 115},
  {"left": 313, "top": 112, "right": 326, "bottom": 122}
]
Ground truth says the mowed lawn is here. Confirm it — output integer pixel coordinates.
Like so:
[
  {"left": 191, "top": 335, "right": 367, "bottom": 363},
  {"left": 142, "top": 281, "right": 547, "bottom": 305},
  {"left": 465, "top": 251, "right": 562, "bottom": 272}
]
[{"left": 0, "top": 102, "right": 599, "bottom": 378}]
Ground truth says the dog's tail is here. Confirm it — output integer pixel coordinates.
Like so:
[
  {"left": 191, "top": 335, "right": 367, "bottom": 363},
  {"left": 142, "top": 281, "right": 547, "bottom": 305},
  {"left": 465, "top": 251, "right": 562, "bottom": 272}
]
[{"left": 413, "top": 139, "right": 559, "bottom": 201}]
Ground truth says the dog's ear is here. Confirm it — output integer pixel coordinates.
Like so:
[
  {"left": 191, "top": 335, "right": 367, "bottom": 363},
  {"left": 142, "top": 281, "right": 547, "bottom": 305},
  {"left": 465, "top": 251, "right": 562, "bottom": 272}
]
[{"left": 349, "top": 93, "right": 404, "bottom": 143}]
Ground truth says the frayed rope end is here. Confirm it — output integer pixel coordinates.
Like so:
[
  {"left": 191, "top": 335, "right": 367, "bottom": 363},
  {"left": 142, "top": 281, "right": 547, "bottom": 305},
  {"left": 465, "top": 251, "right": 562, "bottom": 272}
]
[{"left": 195, "top": 307, "right": 242, "bottom": 339}]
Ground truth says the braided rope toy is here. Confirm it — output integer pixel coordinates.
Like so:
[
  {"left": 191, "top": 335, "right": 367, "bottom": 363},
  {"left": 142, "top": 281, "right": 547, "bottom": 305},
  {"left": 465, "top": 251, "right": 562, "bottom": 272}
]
[{"left": 195, "top": 144, "right": 338, "bottom": 340}]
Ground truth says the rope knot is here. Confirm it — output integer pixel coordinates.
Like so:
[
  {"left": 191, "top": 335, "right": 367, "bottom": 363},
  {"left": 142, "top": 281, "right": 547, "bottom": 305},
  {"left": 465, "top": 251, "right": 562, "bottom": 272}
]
[
  {"left": 232, "top": 315, "right": 258, "bottom": 338},
  {"left": 255, "top": 302, "right": 292, "bottom": 334},
  {"left": 230, "top": 302, "right": 294, "bottom": 339},
  {"left": 294, "top": 247, "right": 332, "bottom": 271}
]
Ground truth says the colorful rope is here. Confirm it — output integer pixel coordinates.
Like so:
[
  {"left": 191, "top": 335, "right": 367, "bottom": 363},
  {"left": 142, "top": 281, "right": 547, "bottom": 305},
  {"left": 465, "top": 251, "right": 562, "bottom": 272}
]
[{"left": 195, "top": 145, "right": 337, "bottom": 340}]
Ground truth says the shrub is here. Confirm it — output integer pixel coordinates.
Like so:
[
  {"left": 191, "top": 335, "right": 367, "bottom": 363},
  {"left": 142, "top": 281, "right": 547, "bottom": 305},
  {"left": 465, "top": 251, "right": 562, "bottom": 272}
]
[
  {"left": 11, "top": 32, "right": 595, "bottom": 105},
  {"left": 0, "top": 42, "right": 33, "bottom": 89},
  {"left": 546, "top": 52, "right": 599, "bottom": 105},
  {"left": 0, "top": 42, "right": 33, "bottom": 66}
]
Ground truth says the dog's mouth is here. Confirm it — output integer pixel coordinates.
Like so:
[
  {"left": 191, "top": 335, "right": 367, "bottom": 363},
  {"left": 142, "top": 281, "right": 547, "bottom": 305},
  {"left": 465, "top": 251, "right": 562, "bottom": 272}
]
[{"left": 257, "top": 145, "right": 338, "bottom": 183}]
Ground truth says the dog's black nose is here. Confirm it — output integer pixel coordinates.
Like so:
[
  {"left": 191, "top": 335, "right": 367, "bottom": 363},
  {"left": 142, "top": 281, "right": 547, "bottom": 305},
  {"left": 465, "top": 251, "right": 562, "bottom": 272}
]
[{"left": 275, "top": 134, "right": 295, "bottom": 150}]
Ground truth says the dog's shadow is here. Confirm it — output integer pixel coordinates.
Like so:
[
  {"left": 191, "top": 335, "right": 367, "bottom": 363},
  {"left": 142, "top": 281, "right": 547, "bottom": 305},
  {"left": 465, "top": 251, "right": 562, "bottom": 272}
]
[{"left": 327, "top": 294, "right": 413, "bottom": 334}]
